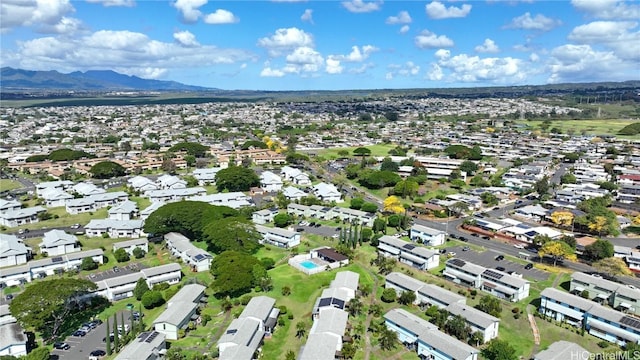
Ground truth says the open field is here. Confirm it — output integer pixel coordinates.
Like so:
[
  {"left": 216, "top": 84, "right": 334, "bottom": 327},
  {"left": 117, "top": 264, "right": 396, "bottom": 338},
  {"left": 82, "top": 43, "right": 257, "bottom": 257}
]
[
  {"left": 0, "top": 179, "right": 22, "bottom": 191},
  {"left": 309, "top": 144, "right": 398, "bottom": 159},
  {"left": 519, "top": 119, "right": 640, "bottom": 139}
]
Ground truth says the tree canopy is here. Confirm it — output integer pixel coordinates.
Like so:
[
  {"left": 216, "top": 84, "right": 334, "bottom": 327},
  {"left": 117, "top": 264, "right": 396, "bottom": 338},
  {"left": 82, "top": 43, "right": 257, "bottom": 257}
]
[
  {"left": 89, "top": 161, "right": 126, "bottom": 179},
  {"left": 203, "top": 216, "right": 262, "bottom": 254},
  {"left": 482, "top": 339, "right": 518, "bottom": 360},
  {"left": 593, "top": 257, "right": 632, "bottom": 277},
  {"left": 444, "top": 145, "right": 482, "bottom": 160},
  {"left": 167, "top": 142, "right": 209, "bottom": 157},
  {"left": 383, "top": 196, "right": 405, "bottom": 214},
  {"left": 241, "top": 140, "right": 268, "bottom": 150},
  {"left": 215, "top": 166, "right": 260, "bottom": 192},
  {"left": 143, "top": 201, "right": 238, "bottom": 240},
  {"left": 353, "top": 147, "right": 372, "bottom": 156},
  {"left": 9, "top": 278, "right": 97, "bottom": 341},
  {"left": 211, "top": 251, "right": 264, "bottom": 298},
  {"left": 358, "top": 170, "right": 401, "bottom": 189},
  {"left": 27, "top": 148, "right": 94, "bottom": 162},
  {"left": 584, "top": 239, "right": 614, "bottom": 261},
  {"left": 538, "top": 240, "right": 577, "bottom": 266}
]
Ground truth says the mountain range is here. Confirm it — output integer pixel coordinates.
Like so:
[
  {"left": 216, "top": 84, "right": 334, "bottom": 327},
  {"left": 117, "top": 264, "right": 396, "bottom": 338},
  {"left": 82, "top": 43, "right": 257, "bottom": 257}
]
[{"left": 0, "top": 67, "right": 212, "bottom": 91}]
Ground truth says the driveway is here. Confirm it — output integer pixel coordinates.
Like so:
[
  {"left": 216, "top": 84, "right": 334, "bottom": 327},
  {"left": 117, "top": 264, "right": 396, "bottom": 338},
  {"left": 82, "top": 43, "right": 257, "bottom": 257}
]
[
  {"left": 86, "top": 262, "right": 146, "bottom": 282},
  {"left": 446, "top": 245, "right": 549, "bottom": 282}
]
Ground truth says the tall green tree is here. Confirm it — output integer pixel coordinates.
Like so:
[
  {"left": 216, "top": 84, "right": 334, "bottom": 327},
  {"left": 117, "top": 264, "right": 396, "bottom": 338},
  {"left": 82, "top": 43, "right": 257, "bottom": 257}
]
[
  {"left": 105, "top": 318, "right": 111, "bottom": 355},
  {"left": 133, "top": 278, "right": 150, "bottom": 301},
  {"left": 481, "top": 339, "right": 518, "bottom": 360},
  {"left": 9, "top": 278, "right": 97, "bottom": 341},
  {"left": 113, "top": 314, "right": 119, "bottom": 351},
  {"left": 475, "top": 295, "right": 502, "bottom": 317},
  {"left": 89, "top": 161, "right": 126, "bottom": 179},
  {"left": 584, "top": 239, "right": 614, "bottom": 261},
  {"left": 203, "top": 217, "right": 261, "bottom": 254},
  {"left": 215, "top": 166, "right": 259, "bottom": 192},
  {"left": 143, "top": 201, "right": 238, "bottom": 240},
  {"left": 211, "top": 251, "right": 262, "bottom": 298},
  {"left": 445, "top": 315, "right": 470, "bottom": 341},
  {"left": 379, "top": 327, "right": 398, "bottom": 350}
]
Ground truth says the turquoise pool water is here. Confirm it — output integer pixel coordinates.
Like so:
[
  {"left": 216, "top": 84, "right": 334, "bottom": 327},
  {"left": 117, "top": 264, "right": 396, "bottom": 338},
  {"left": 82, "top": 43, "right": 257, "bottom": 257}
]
[{"left": 300, "top": 261, "right": 318, "bottom": 269}]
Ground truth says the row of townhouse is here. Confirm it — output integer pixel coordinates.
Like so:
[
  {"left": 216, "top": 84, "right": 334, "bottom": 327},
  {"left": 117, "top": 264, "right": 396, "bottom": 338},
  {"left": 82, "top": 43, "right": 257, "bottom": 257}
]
[
  {"left": 540, "top": 287, "right": 640, "bottom": 347},
  {"left": 613, "top": 246, "right": 640, "bottom": 273},
  {"left": 94, "top": 263, "right": 182, "bottom": 301},
  {"left": 189, "top": 192, "right": 253, "bottom": 209},
  {"left": 384, "top": 272, "right": 499, "bottom": 344},
  {"left": 254, "top": 225, "right": 301, "bottom": 249},
  {"left": 443, "top": 258, "right": 530, "bottom": 302},
  {"left": 164, "top": 232, "right": 213, "bottom": 272},
  {"left": 217, "top": 296, "right": 279, "bottom": 360},
  {"left": 114, "top": 330, "right": 166, "bottom": 360},
  {"left": 409, "top": 224, "right": 447, "bottom": 246},
  {"left": 0, "top": 206, "right": 46, "bottom": 228},
  {"left": 127, "top": 175, "right": 188, "bottom": 193},
  {"left": 300, "top": 271, "right": 359, "bottom": 360},
  {"left": 384, "top": 308, "right": 479, "bottom": 360},
  {"left": 112, "top": 238, "right": 149, "bottom": 257},
  {"left": 147, "top": 187, "right": 207, "bottom": 204},
  {"left": 0, "top": 234, "right": 31, "bottom": 268},
  {"left": 153, "top": 284, "right": 207, "bottom": 340},
  {"left": 286, "top": 203, "right": 376, "bottom": 227},
  {"left": 569, "top": 272, "right": 640, "bottom": 316},
  {"left": 0, "top": 305, "right": 27, "bottom": 357},
  {"left": 85, "top": 219, "right": 145, "bottom": 238},
  {"left": 378, "top": 235, "right": 440, "bottom": 271},
  {"left": 1, "top": 249, "right": 104, "bottom": 287}
]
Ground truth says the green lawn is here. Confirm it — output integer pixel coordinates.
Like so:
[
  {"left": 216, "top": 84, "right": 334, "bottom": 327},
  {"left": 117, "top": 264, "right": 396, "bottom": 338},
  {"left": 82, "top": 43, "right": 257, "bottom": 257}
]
[
  {"left": 312, "top": 144, "right": 398, "bottom": 160},
  {"left": 14, "top": 207, "right": 108, "bottom": 231},
  {"left": 519, "top": 119, "right": 640, "bottom": 139},
  {"left": 0, "top": 179, "right": 22, "bottom": 191}
]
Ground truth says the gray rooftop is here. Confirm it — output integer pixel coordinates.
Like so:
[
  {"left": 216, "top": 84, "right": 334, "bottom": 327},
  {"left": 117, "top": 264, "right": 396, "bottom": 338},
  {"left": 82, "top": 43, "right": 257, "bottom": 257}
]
[
  {"left": 218, "top": 317, "right": 264, "bottom": 360},
  {"left": 534, "top": 341, "right": 589, "bottom": 360},
  {"left": 114, "top": 331, "right": 165, "bottom": 360},
  {"left": 140, "top": 263, "right": 181, "bottom": 278},
  {"left": 386, "top": 272, "right": 424, "bottom": 292},
  {"left": 411, "top": 224, "right": 445, "bottom": 236},
  {"left": 240, "top": 296, "right": 276, "bottom": 323},
  {"left": 445, "top": 302, "right": 500, "bottom": 329},
  {"left": 298, "top": 332, "right": 340, "bottom": 360},
  {"left": 311, "top": 307, "right": 348, "bottom": 337},
  {"left": 0, "top": 322, "right": 27, "bottom": 349},
  {"left": 330, "top": 271, "right": 359, "bottom": 292},
  {"left": 153, "top": 284, "right": 205, "bottom": 326},
  {"left": 417, "top": 284, "right": 466, "bottom": 306},
  {"left": 113, "top": 238, "right": 148, "bottom": 250}
]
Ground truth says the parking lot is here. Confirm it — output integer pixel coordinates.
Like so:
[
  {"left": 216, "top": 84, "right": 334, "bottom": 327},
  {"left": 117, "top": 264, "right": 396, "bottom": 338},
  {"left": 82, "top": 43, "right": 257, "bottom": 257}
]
[
  {"left": 86, "top": 262, "right": 146, "bottom": 282},
  {"left": 445, "top": 245, "right": 549, "bottom": 282},
  {"left": 52, "top": 310, "right": 131, "bottom": 360}
]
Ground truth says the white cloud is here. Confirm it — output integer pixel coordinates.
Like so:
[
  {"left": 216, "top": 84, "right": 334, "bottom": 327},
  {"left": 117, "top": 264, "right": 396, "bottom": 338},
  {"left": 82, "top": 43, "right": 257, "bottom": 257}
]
[
  {"left": 325, "top": 57, "right": 343, "bottom": 74},
  {"left": 568, "top": 21, "right": 639, "bottom": 60},
  {"left": 257, "top": 27, "right": 314, "bottom": 57},
  {"left": 530, "top": 53, "right": 539, "bottom": 62},
  {"left": 1, "top": 0, "right": 76, "bottom": 33},
  {"left": 425, "top": 1, "right": 471, "bottom": 19},
  {"left": 203, "top": 9, "right": 239, "bottom": 24},
  {"left": 301, "top": 9, "right": 313, "bottom": 23},
  {"left": 86, "top": 0, "right": 135, "bottom": 7},
  {"left": 260, "top": 67, "right": 285, "bottom": 77},
  {"left": 430, "top": 50, "right": 527, "bottom": 83},
  {"left": 571, "top": 0, "right": 640, "bottom": 20},
  {"left": 505, "top": 12, "right": 561, "bottom": 31},
  {"left": 345, "top": 45, "right": 378, "bottom": 61},
  {"left": 285, "top": 46, "right": 324, "bottom": 72},
  {"left": 547, "top": 44, "right": 633, "bottom": 83},
  {"left": 386, "top": 10, "right": 411, "bottom": 24},
  {"left": 341, "top": 0, "right": 382, "bottom": 13},
  {"left": 400, "top": 25, "right": 410, "bottom": 34},
  {"left": 172, "top": 0, "right": 207, "bottom": 23},
  {"left": 385, "top": 72, "right": 393, "bottom": 80},
  {"left": 4, "top": 29, "right": 255, "bottom": 78},
  {"left": 173, "top": 30, "right": 200, "bottom": 47},
  {"left": 475, "top": 38, "right": 499, "bottom": 53},
  {"left": 414, "top": 30, "right": 454, "bottom": 49},
  {"left": 386, "top": 61, "right": 420, "bottom": 79}
]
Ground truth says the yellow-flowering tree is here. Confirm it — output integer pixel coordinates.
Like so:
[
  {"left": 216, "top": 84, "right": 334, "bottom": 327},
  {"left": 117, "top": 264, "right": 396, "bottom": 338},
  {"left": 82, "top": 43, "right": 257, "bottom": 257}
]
[
  {"left": 593, "top": 257, "right": 632, "bottom": 277},
  {"left": 588, "top": 216, "right": 608, "bottom": 236},
  {"left": 383, "top": 196, "right": 405, "bottom": 214},
  {"left": 633, "top": 214, "right": 640, "bottom": 226},
  {"left": 538, "top": 240, "right": 577, "bottom": 266},
  {"left": 550, "top": 211, "right": 574, "bottom": 227}
]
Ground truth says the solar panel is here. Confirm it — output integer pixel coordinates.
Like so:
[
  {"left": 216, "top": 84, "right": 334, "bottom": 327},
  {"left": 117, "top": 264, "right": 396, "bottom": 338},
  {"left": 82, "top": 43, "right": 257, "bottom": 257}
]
[
  {"left": 333, "top": 299, "right": 345, "bottom": 309},
  {"left": 620, "top": 316, "right": 640, "bottom": 330},
  {"left": 51, "top": 257, "right": 63, "bottom": 263},
  {"left": 319, "top": 298, "right": 331, "bottom": 307},
  {"left": 403, "top": 244, "right": 415, "bottom": 251},
  {"left": 145, "top": 332, "right": 158, "bottom": 343},
  {"left": 448, "top": 258, "right": 466, "bottom": 267},
  {"left": 193, "top": 254, "right": 207, "bottom": 261},
  {"left": 226, "top": 329, "right": 237, "bottom": 335},
  {"left": 483, "top": 269, "right": 504, "bottom": 280}
]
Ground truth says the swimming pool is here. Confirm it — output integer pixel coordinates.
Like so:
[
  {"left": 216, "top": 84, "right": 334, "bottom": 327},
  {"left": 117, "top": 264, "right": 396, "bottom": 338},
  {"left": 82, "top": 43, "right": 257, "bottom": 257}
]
[{"left": 300, "top": 261, "right": 318, "bottom": 270}]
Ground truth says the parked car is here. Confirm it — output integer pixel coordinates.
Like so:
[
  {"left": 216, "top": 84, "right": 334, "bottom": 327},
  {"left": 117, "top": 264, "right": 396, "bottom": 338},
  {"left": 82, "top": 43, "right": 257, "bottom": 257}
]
[
  {"left": 72, "top": 330, "right": 87, "bottom": 337},
  {"left": 296, "top": 228, "right": 304, "bottom": 232},
  {"left": 113, "top": 266, "right": 120, "bottom": 273},
  {"left": 89, "top": 349, "right": 106, "bottom": 360},
  {"left": 70, "top": 223, "right": 81, "bottom": 229},
  {"left": 495, "top": 255, "right": 504, "bottom": 261},
  {"left": 53, "top": 342, "right": 70, "bottom": 350},
  {"left": 5, "top": 294, "right": 13, "bottom": 301},
  {"left": 513, "top": 244, "right": 525, "bottom": 249},
  {"left": 524, "top": 263, "right": 534, "bottom": 270},
  {"left": 462, "top": 246, "right": 470, "bottom": 251},
  {"left": 496, "top": 266, "right": 506, "bottom": 272}
]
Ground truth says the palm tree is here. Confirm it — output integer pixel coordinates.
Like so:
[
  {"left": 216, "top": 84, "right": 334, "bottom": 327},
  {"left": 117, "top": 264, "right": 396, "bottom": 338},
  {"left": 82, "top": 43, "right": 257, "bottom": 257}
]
[
  {"left": 379, "top": 328, "right": 398, "bottom": 351},
  {"left": 296, "top": 321, "right": 307, "bottom": 339},
  {"left": 347, "top": 298, "right": 363, "bottom": 317}
]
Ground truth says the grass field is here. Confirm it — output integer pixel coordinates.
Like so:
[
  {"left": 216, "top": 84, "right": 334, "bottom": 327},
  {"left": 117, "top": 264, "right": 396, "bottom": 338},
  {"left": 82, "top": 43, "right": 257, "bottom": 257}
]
[
  {"left": 0, "top": 179, "right": 22, "bottom": 192},
  {"left": 519, "top": 119, "right": 640, "bottom": 139},
  {"left": 311, "top": 144, "right": 398, "bottom": 160}
]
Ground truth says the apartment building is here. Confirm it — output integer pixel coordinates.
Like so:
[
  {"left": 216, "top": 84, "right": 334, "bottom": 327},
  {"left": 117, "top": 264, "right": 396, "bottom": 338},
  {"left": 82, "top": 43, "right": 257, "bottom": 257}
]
[
  {"left": 378, "top": 235, "right": 439, "bottom": 271},
  {"left": 570, "top": 272, "right": 640, "bottom": 316}
]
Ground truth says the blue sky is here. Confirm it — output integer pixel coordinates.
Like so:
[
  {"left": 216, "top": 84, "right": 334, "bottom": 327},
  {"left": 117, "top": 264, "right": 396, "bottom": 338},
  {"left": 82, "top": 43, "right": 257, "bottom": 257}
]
[{"left": 1, "top": 0, "right": 639, "bottom": 90}]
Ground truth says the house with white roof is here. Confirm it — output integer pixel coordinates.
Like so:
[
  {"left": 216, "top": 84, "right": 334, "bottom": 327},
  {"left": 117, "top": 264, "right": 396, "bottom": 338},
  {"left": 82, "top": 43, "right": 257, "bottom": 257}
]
[
  {"left": 114, "top": 330, "right": 166, "bottom": 360},
  {"left": 218, "top": 296, "right": 277, "bottom": 360},
  {"left": 286, "top": 203, "right": 311, "bottom": 217},
  {"left": 533, "top": 341, "right": 589, "bottom": 360},
  {"left": 108, "top": 200, "right": 139, "bottom": 221},
  {"left": 88, "top": 191, "right": 129, "bottom": 209},
  {"left": 0, "top": 234, "right": 30, "bottom": 268},
  {"left": 570, "top": 272, "right": 640, "bottom": 316},
  {"left": 255, "top": 225, "right": 301, "bottom": 248},
  {"left": 71, "top": 182, "right": 106, "bottom": 196},
  {"left": 252, "top": 208, "right": 279, "bottom": 225},
  {"left": 65, "top": 197, "right": 96, "bottom": 215},
  {"left": 128, "top": 176, "right": 158, "bottom": 193},
  {"left": 39, "top": 229, "right": 80, "bottom": 256},
  {"left": 192, "top": 167, "right": 221, "bottom": 186},
  {"left": 514, "top": 204, "right": 549, "bottom": 222},
  {"left": 139, "top": 202, "right": 165, "bottom": 220},
  {"left": 85, "top": 219, "right": 144, "bottom": 238},
  {"left": 112, "top": 238, "right": 148, "bottom": 257},
  {"left": 280, "top": 166, "right": 312, "bottom": 186},
  {"left": 312, "top": 182, "right": 343, "bottom": 203},
  {"left": 28, "top": 249, "right": 104, "bottom": 278},
  {"left": 39, "top": 187, "right": 73, "bottom": 207},
  {"left": 385, "top": 272, "right": 466, "bottom": 309},
  {"left": 410, "top": 224, "right": 446, "bottom": 246},
  {"left": 0, "top": 315, "right": 27, "bottom": 357},
  {"left": 384, "top": 308, "right": 479, "bottom": 360},
  {"left": 446, "top": 302, "right": 500, "bottom": 343},
  {"left": 259, "top": 171, "right": 283, "bottom": 192},
  {"left": 188, "top": 192, "right": 252, "bottom": 209},
  {"left": 0, "top": 199, "right": 22, "bottom": 213},
  {"left": 94, "top": 263, "right": 181, "bottom": 301},
  {"left": 148, "top": 187, "right": 207, "bottom": 203},
  {"left": 300, "top": 307, "right": 349, "bottom": 360},
  {"left": 35, "top": 180, "right": 73, "bottom": 196},
  {"left": 378, "top": 236, "right": 440, "bottom": 271},
  {"left": 154, "top": 284, "right": 207, "bottom": 340},
  {"left": 164, "top": 232, "right": 213, "bottom": 272},
  {"left": 329, "top": 207, "right": 375, "bottom": 227},
  {"left": 157, "top": 175, "right": 187, "bottom": 190},
  {"left": 0, "top": 206, "right": 46, "bottom": 228},
  {"left": 281, "top": 186, "right": 306, "bottom": 201}
]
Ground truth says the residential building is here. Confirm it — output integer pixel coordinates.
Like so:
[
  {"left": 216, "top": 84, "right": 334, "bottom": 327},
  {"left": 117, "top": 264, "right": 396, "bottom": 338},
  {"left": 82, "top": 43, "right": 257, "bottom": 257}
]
[
  {"left": 287, "top": 203, "right": 310, "bottom": 217},
  {"left": 85, "top": 219, "right": 144, "bottom": 238},
  {"left": 255, "top": 225, "right": 301, "bottom": 248},
  {"left": 0, "top": 206, "right": 46, "bottom": 228},
  {"left": 281, "top": 186, "right": 307, "bottom": 201},
  {"left": 192, "top": 167, "right": 221, "bottom": 186},
  {"left": 0, "top": 199, "right": 22, "bottom": 213},
  {"left": 311, "top": 271, "right": 360, "bottom": 318},
  {"left": 539, "top": 287, "right": 640, "bottom": 346},
  {"left": 112, "top": 238, "right": 149, "bottom": 257},
  {"left": 35, "top": 180, "right": 73, "bottom": 196},
  {"left": 88, "top": 191, "right": 129, "bottom": 209},
  {"left": 65, "top": 197, "right": 96, "bottom": 215},
  {"left": 218, "top": 296, "right": 277, "bottom": 360},
  {"left": 281, "top": 166, "right": 312, "bottom": 186},
  {"left": 329, "top": 207, "right": 375, "bottom": 227},
  {"left": 108, "top": 200, "right": 139, "bottom": 221},
  {"left": 27, "top": 249, "right": 104, "bottom": 278},
  {"left": 156, "top": 174, "right": 187, "bottom": 190},
  {"left": 188, "top": 191, "right": 252, "bottom": 209},
  {"left": 312, "top": 182, "right": 343, "bottom": 203},
  {"left": 94, "top": 263, "right": 181, "bottom": 301},
  {"left": 128, "top": 176, "right": 158, "bottom": 193},
  {"left": 385, "top": 272, "right": 466, "bottom": 309},
  {"left": 39, "top": 187, "right": 74, "bottom": 207},
  {"left": 378, "top": 235, "right": 439, "bottom": 271},
  {"left": 444, "top": 258, "right": 530, "bottom": 301},
  {"left": 252, "top": 208, "right": 279, "bottom": 225},
  {"left": 147, "top": 187, "right": 206, "bottom": 203},
  {"left": 0, "top": 321, "right": 27, "bottom": 357},
  {"left": 384, "top": 308, "right": 479, "bottom": 360},
  {"left": 154, "top": 284, "right": 207, "bottom": 340},
  {"left": 0, "top": 234, "right": 30, "bottom": 268},
  {"left": 410, "top": 224, "right": 446, "bottom": 246},
  {"left": 141, "top": 263, "right": 182, "bottom": 287},
  {"left": 570, "top": 272, "right": 640, "bottom": 316},
  {"left": 300, "top": 307, "right": 349, "bottom": 360},
  {"left": 445, "top": 302, "right": 500, "bottom": 343},
  {"left": 72, "top": 182, "right": 106, "bottom": 196},
  {"left": 39, "top": 229, "right": 81, "bottom": 256},
  {"left": 259, "top": 171, "right": 283, "bottom": 192},
  {"left": 533, "top": 341, "right": 589, "bottom": 360},
  {"left": 114, "top": 331, "right": 166, "bottom": 360},
  {"left": 164, "top": 232, "right": 213, "bottom": 272}
]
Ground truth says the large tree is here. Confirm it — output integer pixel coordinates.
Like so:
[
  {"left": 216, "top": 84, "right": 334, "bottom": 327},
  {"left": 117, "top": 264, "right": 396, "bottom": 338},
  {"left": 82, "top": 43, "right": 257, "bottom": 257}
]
[
  {"left": 9, "top": 278, "right": 97, "bottom": 341},
  {"left": 383, "top": 196, "right": 404, "bottom": 214},
  {"left": 538, "top": 240, "right": 577, "bottom": 266},
  {"left": 584, "top": 239, "right": 614, "bottom": 261},
  {"left": 482, "top": 339, "right": 518, "bottom": 360},
  {"left": 445, "top": 314, "right": 471, "bottom": 341},
  {"left": 143, "top": 201, "right": 238, "bottom": 240},
  {"left": 211, "top": 251, "right": 262, "bottom": 298},
  {"left": 203, "top": 216, "right": 261, "bottom": 254},
  {"left": 593, "top": 257, "right": 632, "bottom": 277},
  {"left": 475, "top": 295, "right": 502, "bottom": 318},
  {"left": 167, "top": 142, "right": 209, "bottom": 157},
  {"left": 89, "top": 161, "right": 126, "bottom": 179},
  {"left": 215, "top": 166, "right": 259, "bottom": 192}
]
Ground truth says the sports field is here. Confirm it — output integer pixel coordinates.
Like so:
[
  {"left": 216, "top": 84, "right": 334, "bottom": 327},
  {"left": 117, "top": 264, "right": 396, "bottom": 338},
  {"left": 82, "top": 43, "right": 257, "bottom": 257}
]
[{"left": 520, "top": 119, "right": 639, "bottom": 139}]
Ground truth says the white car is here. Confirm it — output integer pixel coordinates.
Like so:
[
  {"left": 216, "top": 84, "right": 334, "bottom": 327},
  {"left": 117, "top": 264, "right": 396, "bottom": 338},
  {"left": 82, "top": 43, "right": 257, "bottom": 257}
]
[{"left": 513, "top": 244, "right": 525, "bottom": 249}]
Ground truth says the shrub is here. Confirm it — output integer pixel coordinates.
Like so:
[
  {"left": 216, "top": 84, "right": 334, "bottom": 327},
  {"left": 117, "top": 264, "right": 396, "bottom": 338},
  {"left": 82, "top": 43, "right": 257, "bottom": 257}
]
[
  {"left": 512, "top": 307, "right": 521, "bottom": 314},
  {"left": 278, "top": 318, "right": 285, "bottom": 327},
  {"left": 152, "top": 282, "right": 169, "bottom": 291},
  {"left": 281, "top": 286, "right": 291, "bottom": 296},
  {"left": 381, "top": 288, "right": 397, "bottom": 303},
  {"left": 141, "top": 291, "right": 165, "bottom": 309},
  {"left": 114, "top": 248, "right": 130, "bottom": 263},
  {"left": 240, "top": 295, "right": 252, "bottom": 305},
  {"left": 288, "top": 313, "right": 294, "bottom": 320},
  {"left": 278, "top": 305, "right": 288, "bottom": 315},
  {"left": 597, "top": 341, "right": 609, "bottom": 348},
  {"left": 132, "top": 248, "right": 146, "bottom": 259},
  {"left": 202, "top": 314, "right": 211, "bottom": 326}
]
